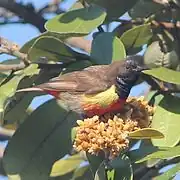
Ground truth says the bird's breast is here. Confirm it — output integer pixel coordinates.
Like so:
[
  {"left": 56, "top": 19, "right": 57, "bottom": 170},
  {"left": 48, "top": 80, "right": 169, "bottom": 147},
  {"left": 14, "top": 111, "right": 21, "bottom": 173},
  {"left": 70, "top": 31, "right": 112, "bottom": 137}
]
[{"left": 81, "top": 85, "right": 126, "bottom": 117}]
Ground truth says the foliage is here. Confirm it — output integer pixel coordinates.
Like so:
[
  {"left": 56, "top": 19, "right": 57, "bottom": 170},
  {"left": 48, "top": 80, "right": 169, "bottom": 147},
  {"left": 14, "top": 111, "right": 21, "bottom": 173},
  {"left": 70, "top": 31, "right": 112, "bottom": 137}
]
[{"left": 0, "top": 0, "right": 180, "bottom": 179}]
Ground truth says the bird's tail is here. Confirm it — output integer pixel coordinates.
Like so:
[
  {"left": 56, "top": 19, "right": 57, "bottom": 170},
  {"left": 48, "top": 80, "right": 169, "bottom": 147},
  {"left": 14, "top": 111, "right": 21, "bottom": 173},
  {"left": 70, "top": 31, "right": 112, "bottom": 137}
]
[{"left": 16, "top": 87, "right": 43, "bottom": 93}]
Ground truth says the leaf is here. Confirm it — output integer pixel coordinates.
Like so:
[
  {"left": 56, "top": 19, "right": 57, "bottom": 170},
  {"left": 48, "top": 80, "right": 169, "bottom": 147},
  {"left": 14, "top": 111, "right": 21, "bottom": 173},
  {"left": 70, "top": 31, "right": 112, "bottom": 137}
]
[
  {"left": 129, "top": 0, "right": 163, "bottom": 19},
  {"left": 50, "top": 154, "right": 83, "bottom": 177},
  {"left": 143, "top": 67, "right": 180, "bottom": 85},
  {"left": 120, "top": 24, "right": 152, "bottom": 50},
  {"left": 151, "top": 95, "right": 180, "bottom": 147},
  {"left": 63, "top": 60, "right": 92, "bottom": 74},
  {"left": 0, "top": 59, "right": 21, "bottom": 84},
  {"left": 20, "top": 31, "right": 63, "bottom": 54},
  {"left": 28, "top": 36, "right": 76, "bottom": 62},
  {"left": 110, "top": 155, "right": 133, "bottom": 180},
  {"left": 129, "top": 128, "right": 164, "bottom": 139},
  {"left": 136, "top": 145, "right": 180, "bottom": 163},
  {"left": 3, "top": 99, "right": 80, "bottom": 180},
  {"left": 71, "top": 127, "right": 77, "bottom": 142},
  {"left": 94, "top": 162, "right": 106, "bottom": 180},
  {"left": 107, "top": 169, "right": 115, "bottom": 180},
  {"left": 4, "top": 64, "right": 62, "bottom": 125},
  {"left": 71, "top": 164, "right": 89, "bottom": 180},
  {"left": 0, "top": 65, "right": 40, "bottom": 123},
  {"left": 129, "top": 146, "right": 159, "bottom": 163},
  {"left": 45, "top": 5, "right": 106, "bottom": 35},
  {"left": 91, "top": 32, "right": 126, "bottom": 65},
  {"left": 154, "top": 162, "right": 180, "bottom": 180},
  {"left": 86, "top": 0, "right": 138, "bottom": 19},
  {"left": 86, "top": 153, "right": 104, "bottom": 176}
]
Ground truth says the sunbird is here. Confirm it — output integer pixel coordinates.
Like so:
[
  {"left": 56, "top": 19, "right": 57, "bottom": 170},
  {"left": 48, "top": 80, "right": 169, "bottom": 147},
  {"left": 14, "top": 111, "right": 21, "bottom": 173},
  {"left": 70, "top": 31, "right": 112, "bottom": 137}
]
[{"left": 17, "top": 56, "right": 147, "bottom": 117}]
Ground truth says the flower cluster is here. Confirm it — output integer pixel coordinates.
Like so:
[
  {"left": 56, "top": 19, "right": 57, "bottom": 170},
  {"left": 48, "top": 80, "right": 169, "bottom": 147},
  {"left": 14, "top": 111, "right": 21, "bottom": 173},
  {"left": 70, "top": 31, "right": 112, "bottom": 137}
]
[{"left": 73, "top": 96, "right": 155, "bottom": 159}]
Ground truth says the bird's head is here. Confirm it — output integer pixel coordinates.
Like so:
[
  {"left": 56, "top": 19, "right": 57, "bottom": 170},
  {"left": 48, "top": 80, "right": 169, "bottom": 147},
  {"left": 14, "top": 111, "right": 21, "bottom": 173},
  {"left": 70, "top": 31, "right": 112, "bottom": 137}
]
[{"left": 115, "top": 56, "right": 148, "bottom": 98}]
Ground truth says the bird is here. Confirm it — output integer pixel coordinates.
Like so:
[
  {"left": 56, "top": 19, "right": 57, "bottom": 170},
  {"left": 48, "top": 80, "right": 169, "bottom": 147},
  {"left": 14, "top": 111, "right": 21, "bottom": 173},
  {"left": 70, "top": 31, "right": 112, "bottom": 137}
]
[{"left": 17, "top": 56, "right": 147, "bottom": 117}]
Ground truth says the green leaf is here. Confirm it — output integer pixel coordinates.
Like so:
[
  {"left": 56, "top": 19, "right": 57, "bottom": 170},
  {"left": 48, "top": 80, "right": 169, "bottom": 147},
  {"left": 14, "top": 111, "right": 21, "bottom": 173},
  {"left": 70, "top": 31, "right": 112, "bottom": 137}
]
[
  {"left": 94, "top": 162, "right": 106, "bottom": 180},
  {"left": 86, "top": 0, "right": 138, "bottom": 19},
  {"left": 71, "top": 127, "right": 77, "bottom": 142},
  {"left": 110, "top": 155, "right": 133, "bottom": 180},
  {"left": 129, "top": 128, "right": 164, "bottom": 139},
  {"left": 143, "top": 67, "right": 180, "bottom": 85},
  {"left": 151, "top": 95, "right": 180, "bottom": 147},
  {"left": 136, "top": 145, "right": 180, "bottom": 163},
  {"left": 129, "top": 0, "right": 163, "bottom": 19},
  {"left": 129, "top": 146, "right": 159, "bottom": 163},
  {"left": 154, "top": 162, "right": 180, "bottom": 180},
  {"left": 71, "top": 164, "right": 89, "bottom": 180},
  {"left": 0, "top": 65, "right": 40, "bottom": 122},
  {"left": 3, "top": 99, "right": 80, "bottom": 180},
  {"left": 86, "top": 153, "right": 104, "bottom": 176},
  {"left": 91, "top": 32, "right": 126, "bottom": 65},
  {"left": 20, "top": 31, "right": 63, "bottom": 54},
  {"left": 28, "top": 36, "right": 76, "bottom": 62},
  {"left": 45, "top": 5, "right": 106, "bottom": 35},
  {"left": 50, "top": 154, "right": 84, "bottom": 177},
  {"left": 120, "top": 24, "right": 152, "bottom": 50},
  {"left": 107, "top": 169, "right": 115, "bottom": 180},
  {"left": 63, "top": 60, "right": 92, "bottom": 74},
  {"left": 0, "top": 59, "right": 21, "bottom": 84}
]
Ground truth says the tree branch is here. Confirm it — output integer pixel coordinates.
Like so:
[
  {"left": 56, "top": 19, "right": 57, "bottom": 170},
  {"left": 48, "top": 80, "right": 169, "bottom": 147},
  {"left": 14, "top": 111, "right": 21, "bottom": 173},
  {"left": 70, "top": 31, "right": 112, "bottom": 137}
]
[
  {"left": 0, "top": 0, "right": 46, "bottom": 32},
  {"left": 0, "top": 36, "right": 30, "bottom": 66},
  {"left": 64, "top": 37, "right": 92, "bottom": 53}
]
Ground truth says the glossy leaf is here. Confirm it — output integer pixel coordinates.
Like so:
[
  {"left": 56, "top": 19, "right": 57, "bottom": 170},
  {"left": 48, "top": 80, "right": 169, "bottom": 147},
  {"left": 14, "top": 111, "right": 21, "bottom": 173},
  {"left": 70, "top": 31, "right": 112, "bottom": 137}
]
[
  {"left": 129, "top": 0, "right": 163, "bottom": 19},
  {"left": 129, "top": 146, "right": 159, "bottom": 163},
  {"left": 71, "top": 127, "right": 77, "bottom": 143},
  {"left": 120, "top": 24, "right": 152, "bottom": 50},
  {"left": 107, "top": 169, "right": 115, "bottom": 180},
  {"left": 71, "top": 164, "right": 89, "bottom": 180},
  {"left": 151, "top": 95, "right": 180, "bottom": 147},
  {"left": 28, "top": 36, "right": 76, "bottom": 62},
  {"left": 129, "top": 128, "right": 164, "bottom": 139},
  {"left": 45, "top": 5, "right": 106, "bottom": 35},
  {"left": 144, "top": 41, "right": 179, "bottom": 70},
  {"left": 0, "top": 59, "right": 21, "bottom": 82},
  {"left": 86, "top": 153, "right": 104, "bottom": 176},
  {"left": 136, "top": 145, "right": 180, "bottom": 163},
  {"left": 110, "top": 155, "right": 133, "bottom": 180},
  {"left": 50, "top": 154, "right": 83, "bottom": 177},
  {"left": 154, "top": 162, "right": 180, "bottom": 180},
  {"left": 86, "top": 0, "right": 138, "bottom": 19},
  {"left": 0, "top": 65, "right": 40, "bottom": 122},
  {"left": 94, "top": 162, "right": 106, "bottom": 180},
  {"left": 143, "top": 67, "right": 180, "bottom": 85},
  {"left": 3, "top": 99, "right": 79, "bottom": 180},
  {"left": 20, "top": 31, "right": 63, "bottom": 54},
  {"left": 63, "top": 60, "right": 92, "bottom": 74},
  {"left": 91, "top": 32, "right": 126, "bottom": 65}
]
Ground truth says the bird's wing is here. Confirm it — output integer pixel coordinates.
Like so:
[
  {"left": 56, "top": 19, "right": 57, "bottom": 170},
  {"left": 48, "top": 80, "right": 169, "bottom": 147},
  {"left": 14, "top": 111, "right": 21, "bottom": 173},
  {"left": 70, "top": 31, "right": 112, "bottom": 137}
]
[{"left": 37, "top": 64, "right": 113, "bottom": 94}]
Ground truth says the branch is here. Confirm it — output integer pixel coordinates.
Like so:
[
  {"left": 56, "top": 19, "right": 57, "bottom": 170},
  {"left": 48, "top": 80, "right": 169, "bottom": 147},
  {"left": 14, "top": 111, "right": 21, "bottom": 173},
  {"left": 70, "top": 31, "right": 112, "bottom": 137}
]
[
  {"left": 0, "top": 0, "right": 46, "bottom": 32},
  {"left": 0, "top": 63, "right": 25, "bottom": 72},
  {"left": 0, "top": 36, "right": 30, "bottom": 66},
  {"left": 64, "top": 37, "right": 92, "bottom": 53}
]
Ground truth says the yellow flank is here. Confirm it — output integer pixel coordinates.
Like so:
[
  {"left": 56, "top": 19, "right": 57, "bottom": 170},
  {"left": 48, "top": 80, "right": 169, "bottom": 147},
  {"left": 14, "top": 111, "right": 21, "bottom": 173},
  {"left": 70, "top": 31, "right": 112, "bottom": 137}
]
[{"left": 82, "top": 85, "right": 119, "bottom": 107}]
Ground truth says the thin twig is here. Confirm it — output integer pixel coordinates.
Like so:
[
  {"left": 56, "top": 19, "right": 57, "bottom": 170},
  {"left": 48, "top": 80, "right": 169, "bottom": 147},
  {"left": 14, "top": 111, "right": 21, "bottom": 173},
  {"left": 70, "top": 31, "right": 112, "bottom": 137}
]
[
  {"left": 0, "top": 36, "right": 30, "bottom": 66},
  {"left": 64, "top": 37, "right": 92, "bottom": 53},
  {"left": 0, "top": 62, "right": 25, "bottom": 71}
]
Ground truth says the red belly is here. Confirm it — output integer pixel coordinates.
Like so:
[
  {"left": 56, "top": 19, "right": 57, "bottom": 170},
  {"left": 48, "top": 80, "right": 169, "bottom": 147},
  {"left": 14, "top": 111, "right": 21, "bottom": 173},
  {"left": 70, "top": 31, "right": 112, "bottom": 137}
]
[{"left": 83, "top": 99, "right": 126, "bottom": 117}]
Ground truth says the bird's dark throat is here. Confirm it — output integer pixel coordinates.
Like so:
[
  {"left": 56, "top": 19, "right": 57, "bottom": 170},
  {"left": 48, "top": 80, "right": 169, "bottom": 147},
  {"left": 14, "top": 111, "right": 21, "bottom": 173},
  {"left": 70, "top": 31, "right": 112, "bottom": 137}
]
[
  {"left": 115, "top": 75, "right": 138, "bottom": 99},
  {"left": 115, "top": 79, "right": 130, "bottom": 99}
]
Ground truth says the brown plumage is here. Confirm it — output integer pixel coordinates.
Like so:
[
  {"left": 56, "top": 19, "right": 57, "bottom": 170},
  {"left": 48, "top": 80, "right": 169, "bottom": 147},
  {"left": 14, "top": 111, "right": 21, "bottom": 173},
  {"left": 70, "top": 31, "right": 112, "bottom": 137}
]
[{"left": 17, "top": 56, "right": 147, "bottom": 116}]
